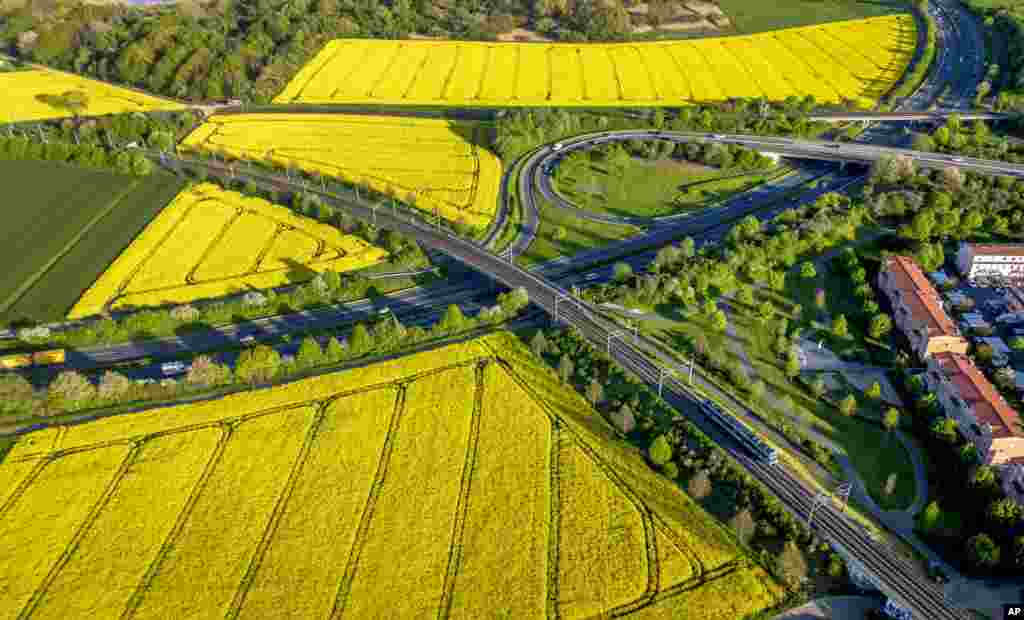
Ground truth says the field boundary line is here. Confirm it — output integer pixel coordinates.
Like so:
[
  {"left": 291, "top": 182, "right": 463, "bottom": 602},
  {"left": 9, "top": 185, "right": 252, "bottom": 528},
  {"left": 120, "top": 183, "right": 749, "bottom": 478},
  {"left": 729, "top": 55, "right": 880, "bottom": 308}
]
[
  {"left": 17, "top": 441, "right": 144, "bottom": 620},
  {"left": 438, "top": 44, "right": 462, "bottom": 101},
  {"left": 771, "top": 33, "right": 845, "bottom": 102},
  {"left": 0, "top": 457, "right": 51, "bottom": 521},
  {"left": 436, "top": 360, "right": 487, "bottom": 619},
  {"left": 547, "top": 419, "right": 562, "bottom": 620},
  {"left": 119, "top": 423, "right": 234, "bottom": 620},
  {"left": 793, "top": 30, "right": 861, "bottom": 99},
  {"left": 7, "top": 363, "right": 486, "bottom": 460},
  {"left": 717, "top": 41, "right": 770, "bottom": 101},
  {"left": 494, "top": 355, "right": 659, "bottom": 614},
  {"left": 249, "top": 223, "right": 287, "bottom": 273},
  {"left": 225, "top": 402, "right": 329, "bottom": 619},
  {"left": 0, "top": 178, "right": 141, "bottom": 316},
  {"left": 630, "top": 46, "right": 661, "bottom": 101},
  {"left": 606, "top": 47, "right": 626, "bottom": 102},
  {"left": 473, "top": 46, "right": 493, "bottom": 101},
  {"left": 661, "top": 47, "right": 694, "bottom": 102},
  {"left": 650, "top": 513, "right": 705, "bottom": 582},
  {"left": 545, "top": 48, "right": 554, "bottom": 101},
  {"left": 687, "top": 44, "right": 728, "bottom": 102},
  {"left": 402, "top": 47, "right": 433, "bottom": 100},
  {"left": 186, "top": 206, "right": 244, "bottom": 285},
  {"left": 576, "top": 49, "right": 588, "bottom": 102},
  {"left": 367, "top": 44, "right": 406, "bottom": 99},
  {"left": 329, "top": 383, "right": 410, "bottom": 620}
]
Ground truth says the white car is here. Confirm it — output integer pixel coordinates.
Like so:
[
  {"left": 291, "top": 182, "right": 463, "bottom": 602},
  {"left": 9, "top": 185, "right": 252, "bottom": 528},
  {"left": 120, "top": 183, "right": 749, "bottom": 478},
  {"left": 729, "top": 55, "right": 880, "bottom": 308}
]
[
  {"left": 240, "top": 335, "right": 255, "bottom": 344},
  {"left": 584, "top": 273, "right": 600, "bottom": 281},
  {"left": 552, "top": 142, "right": 564, "bottom": 152},
  {"left": 711, "top": 134, "right": 724, "bottom": 140},
  {"left": 378, "top": 307, "right": 391, "bottom": 315},
  {"left": 951, "top": 157, "right": 964, "bottom": 163},
  {"left": 161, "top": 361, "right": 187, "bottom": 376}
]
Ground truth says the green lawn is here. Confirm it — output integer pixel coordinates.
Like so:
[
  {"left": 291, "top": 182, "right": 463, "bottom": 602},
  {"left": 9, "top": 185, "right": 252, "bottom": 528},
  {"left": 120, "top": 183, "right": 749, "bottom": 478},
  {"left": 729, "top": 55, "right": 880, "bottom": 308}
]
[
  {"left": 0, "top": 160, "right": 185, "bottom": 326},
  {"left": 623, "top": 265, "right": 917, "bottom": 510},
  {"left": 716, "top": 0, "right": 909, "bottom": 34},
  {"left": 554, "top": 155, "right": 780, "bottom": 219},
  {"left": 517, "top": 195, "right": 640, "bottom": 265}
]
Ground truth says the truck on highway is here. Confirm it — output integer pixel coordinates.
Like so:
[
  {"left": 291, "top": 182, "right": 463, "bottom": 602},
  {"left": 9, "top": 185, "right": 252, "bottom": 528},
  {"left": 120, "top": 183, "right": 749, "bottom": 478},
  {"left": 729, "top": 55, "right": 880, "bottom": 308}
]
[
  {"left": 0, "top": 353, "right": 32, "bottom": 369},
  {"left": 32, "top": 349, "right": 65, "bottom": 365}
]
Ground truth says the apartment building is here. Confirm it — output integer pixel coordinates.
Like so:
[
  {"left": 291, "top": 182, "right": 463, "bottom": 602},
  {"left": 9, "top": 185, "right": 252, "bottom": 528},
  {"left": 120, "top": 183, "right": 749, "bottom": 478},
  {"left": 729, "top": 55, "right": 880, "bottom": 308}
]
[
  {"left": 878, "top": 256, "right": 969, "bottom": 360},
  {"left": 957, "top": 243, "right": 1024, "bottom": 284},
  {"left": 925, "top": 352, "right": 1024, "bottom": 467}
]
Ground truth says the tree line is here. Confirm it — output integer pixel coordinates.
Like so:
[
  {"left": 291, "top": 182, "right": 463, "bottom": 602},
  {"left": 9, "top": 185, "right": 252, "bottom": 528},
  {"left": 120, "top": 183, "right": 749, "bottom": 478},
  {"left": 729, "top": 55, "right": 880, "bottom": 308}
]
[{"left": 1, "top": 288, "right": 529, "bottom": 420}]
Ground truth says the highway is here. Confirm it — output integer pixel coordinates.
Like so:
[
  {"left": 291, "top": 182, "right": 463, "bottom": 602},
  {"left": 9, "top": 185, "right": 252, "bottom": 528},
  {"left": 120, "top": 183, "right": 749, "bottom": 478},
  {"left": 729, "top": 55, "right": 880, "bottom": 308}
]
[{"left": 2, "top": 0, "right": 994, "bottom": 615}]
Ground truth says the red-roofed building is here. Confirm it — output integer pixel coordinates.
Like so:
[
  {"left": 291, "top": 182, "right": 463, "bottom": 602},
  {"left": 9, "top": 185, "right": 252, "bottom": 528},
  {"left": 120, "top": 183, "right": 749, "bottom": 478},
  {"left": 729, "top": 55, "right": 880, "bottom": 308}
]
[
  {"left": 878, "top": 256, "right": 968, "bottom": 360},
  {"left": 925, "top": 352, "right": 1024, "bottom": 467},
  {"left": 957, "top": 243, "right": 1024, "bottom": 284}
]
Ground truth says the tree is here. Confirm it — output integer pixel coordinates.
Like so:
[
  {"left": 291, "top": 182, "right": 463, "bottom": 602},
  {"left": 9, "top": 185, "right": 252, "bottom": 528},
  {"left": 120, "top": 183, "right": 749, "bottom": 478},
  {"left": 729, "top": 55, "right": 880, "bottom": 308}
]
[
  {"left": 439, "top": 303, "right": 466, "bottom": 333},
  {"left": 530, "top": 330, "right": 549, "bottom": 357},
  {"left": 839, "top": 393, "right": 857, "bottom": 416},
  {"left": 325, "top": 336, "right": 346, "bottom": 363},
  {"left": 687, "top": 468, "right": 712, "bottom": 499},
  {"left": 609, "top": 402, "right": 636, "bottom": 434},
  {"left": 349, "top": 322, "right": 373, "bottom": 356},
  {"left": 776, "top": 541, "right": 808, "bottom": 589},
  {"left": 971, "top": 465, "right": 998, "bottom": 491},
  {"left": 235, "top": 345, "right": 282, "bottom": 383},
  {"left": 810, "top": 375, "right": 827, "bottom": 398},
  {"left": 730, "top": 507, "right": 756, "bottom": 544},
  {"left": 988, "top": 497, "right": 1024, "bottom": 528},
  {"left": 785, "top": 353, "right": 801, "bottom": 379},
  {"left": 884, "top": 473, "right": 898, "bottom": 497},
  {"left": 869, "top": 313, "right": 893, "bottom": 339},
  {"left": 757, "top": 301, "right": 774, "bottom": 320},
  {"left": 750, "top": 379, "right": 766, "bottom": 404},
  {"left": 1014, "top": 536, "right": 1024, "bottom": 568},
  {"left": 97, "top": 371, "right": 132, "bottom": 402},
  {"left": 48, "top": 370, "right": 96, "bottom": 411},
  {"left": 0, "top": 374, "right": 35, "bottom": 416},
  {"left": 296, "top": 336, "right": 324, "bottom": 368},
  {"left": 558, "top": 353, "right": 574, "bottom": 384},
  {"left": 864, "top": 381, "right": 882, "bottom": 401},
  {"left": 831, "top": 314, "right": 849, "bottom": 338},
  {"left": 711, "top": 310, "right": 728, "bottom": 332},
  {"left": 586, "top": 379, "right": 604, "bottom": 406},
  {"left": 735, "top": 285, "right": 754, "bottom": 305},
  {"left": 883, "top": 407, "right": 900, "bottom": 433},
  {"left": 648, "top": 434, "right": 673, "bottom": 466},
  {"left": 185, "top": 355, "right": 230, "bottom": 388},
  {"left": 920, "top": 501, "right": 942, "bottom": 533},
  {"left": 613, "top": 261, "right": 633, "bottom": 282},
  {"left": 931, "top": 416, "right": 959, "bottom": 443},
  {"left": 966, "top": 533, "right": 1001, "bottom": 568}
]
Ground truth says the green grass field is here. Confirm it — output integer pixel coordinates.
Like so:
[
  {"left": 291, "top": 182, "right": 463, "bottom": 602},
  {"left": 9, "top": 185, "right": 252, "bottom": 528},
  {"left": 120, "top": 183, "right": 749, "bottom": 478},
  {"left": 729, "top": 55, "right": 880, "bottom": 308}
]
[
  {"left": 717, "top": 0, "right": 909, "bottom": 34},
  {"left": 554, "top": 156, "right": 778, "bottom": 219},
  {"left": 518, "top": 195, "right": 640, "bottom": 266},
  {"left": 0, "top": 161, "right": 184, "bottom": 325}
]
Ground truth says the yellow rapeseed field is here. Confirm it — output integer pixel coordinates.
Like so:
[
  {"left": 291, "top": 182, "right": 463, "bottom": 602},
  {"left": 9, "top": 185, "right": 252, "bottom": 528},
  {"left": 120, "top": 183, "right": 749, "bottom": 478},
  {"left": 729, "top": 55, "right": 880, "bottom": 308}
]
[
  {"left": 68, "top": 183, "right": 388, "bottom": 318},
  {"left": 0, "top": 333, "right": 783, "bottom": 618},
  {"left": 275, "top": 15, "right": 914, "bottom": 108},
  {"left": 4, "top": 68, "right": 184, "bottom": 123},
  {"left": 179, "top": 114, "right": 502, "bottom": 230}
]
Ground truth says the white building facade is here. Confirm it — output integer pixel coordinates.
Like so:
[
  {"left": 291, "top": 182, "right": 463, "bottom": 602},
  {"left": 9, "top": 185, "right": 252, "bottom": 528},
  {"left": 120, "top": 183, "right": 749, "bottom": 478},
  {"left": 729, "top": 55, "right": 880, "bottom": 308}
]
[{"left": 957, "top": 243, "right": 1024, "bottom": 284}]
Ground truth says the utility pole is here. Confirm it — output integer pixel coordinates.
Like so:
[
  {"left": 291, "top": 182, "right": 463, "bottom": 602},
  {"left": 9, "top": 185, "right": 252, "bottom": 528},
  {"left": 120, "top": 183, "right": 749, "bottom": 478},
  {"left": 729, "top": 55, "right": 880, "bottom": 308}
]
[
  {"left": 607, "top": 331, "right": 624, "bottom": 355},
  {"left": 658, "top": 367, "right": 671, "bottom": 398},
  {"left": 688, "top": 357, "right": 695, "bottom": 383},
  {"left": 503, "top": 246, "right": 513, "bottom": 263},
  {"left": 553, "top": 294, "right": 568, "bottom": 325}
]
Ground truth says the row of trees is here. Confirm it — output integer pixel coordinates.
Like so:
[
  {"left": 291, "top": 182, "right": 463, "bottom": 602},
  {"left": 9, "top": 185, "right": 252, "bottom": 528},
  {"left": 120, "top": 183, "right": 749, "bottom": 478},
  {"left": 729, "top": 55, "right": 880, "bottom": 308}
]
[
  {"left": 5, "top": 288, "right": 530, "bottom": 418},
  {"left": 493, "top": 102, "right": 833, "bottom": 163},
  {"left": 533, "top": 326, "right": 840, "bottom": 595}
]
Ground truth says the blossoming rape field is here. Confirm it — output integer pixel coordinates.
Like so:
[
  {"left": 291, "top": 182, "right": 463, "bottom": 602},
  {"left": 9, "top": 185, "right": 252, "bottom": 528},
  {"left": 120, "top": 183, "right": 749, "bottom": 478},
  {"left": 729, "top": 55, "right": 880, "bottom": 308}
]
[
  {"left": 4, "top": 68, "right": 184, "bottom": 122},
  {"left": 181, "top": 114, "right": 502, "bottom": 230},
  {"left": 0, "top": 333, "right": 782, "bottom": 619},
  {"left": 276, "top": 15, "right": 915, "bottom": 108},
  {"left": 68, "top": 183, "right": 387, "bottom": 318}
]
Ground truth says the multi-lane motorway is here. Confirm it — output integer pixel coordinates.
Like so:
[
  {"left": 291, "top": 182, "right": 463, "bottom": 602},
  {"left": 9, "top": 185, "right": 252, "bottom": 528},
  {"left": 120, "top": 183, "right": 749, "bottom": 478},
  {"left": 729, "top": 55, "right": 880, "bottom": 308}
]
[{"left": 4, "top": 0, "right": 1002, "bottom": 616}]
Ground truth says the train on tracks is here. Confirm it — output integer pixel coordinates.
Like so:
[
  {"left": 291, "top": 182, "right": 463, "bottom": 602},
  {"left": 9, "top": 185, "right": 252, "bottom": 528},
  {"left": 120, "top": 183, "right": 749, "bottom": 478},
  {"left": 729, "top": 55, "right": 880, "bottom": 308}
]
[{"left": 698, "top": 398, "right": 778, "bottom": 465}]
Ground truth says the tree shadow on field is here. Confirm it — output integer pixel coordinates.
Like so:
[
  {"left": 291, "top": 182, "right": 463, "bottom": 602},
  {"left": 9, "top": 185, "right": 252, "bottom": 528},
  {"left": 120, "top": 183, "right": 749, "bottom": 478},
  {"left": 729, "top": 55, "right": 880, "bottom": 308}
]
[{"left": 280, "top": 258, "right": 318, "bottom": 286}]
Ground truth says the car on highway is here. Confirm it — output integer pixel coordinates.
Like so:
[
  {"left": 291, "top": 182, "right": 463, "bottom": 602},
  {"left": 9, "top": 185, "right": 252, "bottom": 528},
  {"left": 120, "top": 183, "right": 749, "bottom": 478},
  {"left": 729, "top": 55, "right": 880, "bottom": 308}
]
[
  {"left": 583, "top": 272, "right": 601, "bottom": 281},
  {"left": 552, "top": 142, "right": 564, "bottom": 152},
  {"left": 240, "top": 335, "right": 255, "bottom": 344},
  {"left": 951, "top": 156, "right": 964, "bottom": 163},
  {"left": 711, "top": 134, "right": 724, "bottom": 139},
  {"left": 161, "top": 361, "right": 187, "bottom": 376},
  {"left": 378, "top": 307, "right": 391, "bottom": 315}
]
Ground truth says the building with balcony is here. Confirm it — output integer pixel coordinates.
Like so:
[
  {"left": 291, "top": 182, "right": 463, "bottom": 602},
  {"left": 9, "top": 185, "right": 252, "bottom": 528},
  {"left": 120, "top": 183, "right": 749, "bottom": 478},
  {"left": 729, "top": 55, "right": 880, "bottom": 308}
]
[
  {"left": 925, "top": 352, "right": 1024, "bottom": 468},
  {"left": 878, "top": 256, "right": 969, "bottom": 360},
  {"left": 957, "top": 243, "right": 1024, "bottom": 284}
]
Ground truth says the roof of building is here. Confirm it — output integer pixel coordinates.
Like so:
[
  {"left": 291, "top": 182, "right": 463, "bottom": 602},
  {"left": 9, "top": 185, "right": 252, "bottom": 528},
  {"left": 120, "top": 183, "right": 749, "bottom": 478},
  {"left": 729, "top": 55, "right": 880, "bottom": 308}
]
[
  {"left": 882, "top": 256, "right": 961, "bottom": 339},
  {"left": 933, "top": 352, "right": 1022, "bottom": 439},
  {"left": 964, "top": 244, "right": 1024, "bottom": 258}
]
